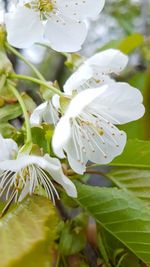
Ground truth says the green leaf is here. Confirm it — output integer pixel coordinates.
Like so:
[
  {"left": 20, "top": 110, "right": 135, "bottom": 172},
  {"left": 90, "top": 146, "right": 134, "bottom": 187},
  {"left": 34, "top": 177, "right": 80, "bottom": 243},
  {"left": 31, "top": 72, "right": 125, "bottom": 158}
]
[
  {"left": 0, "top": 122, "right": 15, "bottom": 137},
  {"left": 99, "top": 33, "right": 144, "bottom": 55},
  {"left": 76, "top": 182, "right": 150, "bottom": 266},
  {"left": 107, "top": 168, "right": 150, "bottom": 204},
  {"left": 118, "top": 33, "right": 144, "bottom": 54},
  {"left": 31, "top": 124, "right": 53, "bottom": 153},
  {"left": 99, "top": 228, "right": 140, "bottom": 267},
  {"left": 0, "top": 103, "right": 22, "bottom": 122},
  {"left": 119, "top": 71, "right": 146, "bottom": 140},
  {"left": 111, "top": 139, "right": 150, "bottom": 168},
  {"left": 143, "top": 70, "right": 150, "bottom": 140},
  {"left": 0, "top": 196, "right": 58, "bottom": 267},
  {"left": 22, "top": 92, "right": 36, "bottom": 114}
]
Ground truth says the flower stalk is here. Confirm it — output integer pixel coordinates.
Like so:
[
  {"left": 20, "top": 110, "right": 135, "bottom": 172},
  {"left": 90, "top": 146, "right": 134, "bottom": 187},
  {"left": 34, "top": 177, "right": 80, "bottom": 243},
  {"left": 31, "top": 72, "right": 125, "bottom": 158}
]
[
  {"left": 11, "top": 73, "right": 64, "bottom": 96},
  {"left": 5, "top": 42, "right": 45, "bottom": 80},
  {"left": 8, "top": 82, "right": 32, "bottom": 143}
]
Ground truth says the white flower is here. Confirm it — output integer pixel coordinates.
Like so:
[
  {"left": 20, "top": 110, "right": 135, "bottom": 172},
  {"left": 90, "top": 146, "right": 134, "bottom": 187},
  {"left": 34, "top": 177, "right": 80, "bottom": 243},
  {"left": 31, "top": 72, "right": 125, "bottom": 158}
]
[
  {"left": 30, "top": 95, "right": 60, "bottom": 126},
  {"left": 63, "top": 49, "right": 129, "bottom": 95},
  {"left": 52, "top": 84, "right": 145, "bottom": 174},
  {"left": 29, "top": 49, "right": 145, "bottom": 174},
  {"left": 30, "top": 49, "right": 128, "bottom": 126},
  {"left": 0, "top": 135, "right": 77, "bottom": 202},
  {"left": 5, "top": 0, "right": 105, "bottom": 52}
]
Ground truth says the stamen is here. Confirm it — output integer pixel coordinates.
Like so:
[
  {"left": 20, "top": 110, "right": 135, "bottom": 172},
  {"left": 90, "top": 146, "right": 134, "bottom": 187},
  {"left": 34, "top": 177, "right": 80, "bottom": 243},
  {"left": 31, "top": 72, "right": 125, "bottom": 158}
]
[
  {"left": 0, "top": 163, "right": 59, "bottom": 204},
  {"left": 36, "top": 165, "right": 59, "bottom": 202}
]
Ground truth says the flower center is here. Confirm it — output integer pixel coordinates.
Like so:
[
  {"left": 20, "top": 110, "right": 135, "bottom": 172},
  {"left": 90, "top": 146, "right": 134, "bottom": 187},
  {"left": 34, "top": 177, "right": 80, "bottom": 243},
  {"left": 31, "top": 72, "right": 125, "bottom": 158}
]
[
  {"left": 38, "top": 0, "right": 54, "bottom": 12},
  {"left": 0, "top": 164, "right": 59, "bottom": 203},
  {"left": 25, "top": 0, "right": 54, "bottom": 14}
]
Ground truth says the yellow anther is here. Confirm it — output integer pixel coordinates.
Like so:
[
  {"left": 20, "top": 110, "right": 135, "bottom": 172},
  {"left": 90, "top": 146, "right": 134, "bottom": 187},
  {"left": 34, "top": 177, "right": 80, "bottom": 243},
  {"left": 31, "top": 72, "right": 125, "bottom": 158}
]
[{"left": 38, "top": 0, "right": 54, "bottom": 12}]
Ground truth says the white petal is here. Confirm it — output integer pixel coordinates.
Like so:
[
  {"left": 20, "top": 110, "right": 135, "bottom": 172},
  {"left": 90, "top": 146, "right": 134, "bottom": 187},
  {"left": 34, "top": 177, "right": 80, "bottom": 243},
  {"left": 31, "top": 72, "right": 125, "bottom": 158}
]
[
  {"left": 52, "top": 116, "right": 71, "bottom": 158},
  {"left": 66, "top": 86, "right": 108, "bottom": 118},
  {"left": 56, "top": 0, "right": 105, "bottom": 20},
  {"left": 63, "top": 64, "right": 93, "bottom": 94},
  {"left": 52, "top": 114, "right": 88, "bottom": 173},
  {"left": 44, "top": 18, "right": 87, "bottom": 52},
  {"left": 30, "top": 101, "right": 59, "bottom": 126},
  {"left": 80, "top": 118, "right": 127, "bottom": 164},
  {"left": 89, "top": 82, "right": 145, "bottom": 124},
  {"left": 0, "top": 155, "right": 41, "bottom": 172},
  {"left": 43, "top": 154, "right": 77, "bottom": 197},
  {"left": 64, "top": 137, "right": 87, "bottom": 174},
  {"left": 30, "top": 102, "right": 48, "bottom": 126},
  {"left": 52, "top": 94, "right": 60, "bottom": 110},
  {"left": 5, "top": 6, "right": 44, "bottom": 48},
  {"left": 0, "top": 135, "right": 18, "bottom": 161},
  {"left": 85, "top": 49, "right": 128, "bottom": 74}
]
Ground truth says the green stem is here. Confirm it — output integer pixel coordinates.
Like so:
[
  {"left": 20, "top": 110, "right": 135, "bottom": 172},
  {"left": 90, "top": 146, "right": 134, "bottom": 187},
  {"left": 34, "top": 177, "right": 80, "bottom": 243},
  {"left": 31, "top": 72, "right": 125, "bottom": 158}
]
[
  {"left": 5, "top": 42, "right": 45, "bottom": 81},
  {"left": 97, "top": 231, "right": 112, "bottom": 267},
  {"left": 0, "top": 74, "right": 6, "bottom": 91},
  {"left": 61, "top": 255, "right": 68, "bottom": 267},
  {"left": 8, "top": 82, "right": 32, "bottom": 143},
  {"left": 11, "top": 73, "right": 64, "bottom": 96},
  {"left": 116, "top": 253, "right": 128, "bottom": 267},
  {"left": 55, "top": 254, "right": 60, "bottom": 267}
]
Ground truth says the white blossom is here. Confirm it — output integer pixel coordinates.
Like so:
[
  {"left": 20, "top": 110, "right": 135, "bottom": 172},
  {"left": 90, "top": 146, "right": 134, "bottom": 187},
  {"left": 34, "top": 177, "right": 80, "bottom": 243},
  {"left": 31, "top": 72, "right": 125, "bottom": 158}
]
[
  {"left": 0, "top": 135, "right": 77, "bottom": 202},
  {"left": 5, "top": 0, "right": 105, "bottom": 52},
  {"left": 51, "top": 50, "right": 145, "bottom": 174},
  {"left": 29, "top": 49, "right": 145, "bottom": 174},
  {"left": 30, "top": 95, "right": 60, "bottom": 126},
  {"left": 63, "top": 49, "right": 129, "bottom": 94}
]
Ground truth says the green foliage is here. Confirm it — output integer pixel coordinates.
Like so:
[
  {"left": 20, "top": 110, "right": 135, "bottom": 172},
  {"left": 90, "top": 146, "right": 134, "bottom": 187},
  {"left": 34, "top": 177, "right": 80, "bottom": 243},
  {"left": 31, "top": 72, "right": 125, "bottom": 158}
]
[
  {"left": 76, "top": 182, "right": 150, "bottom": 266},
  {"left": 107, "top": 168, "right": 150, "bottom": 204},
  {"left": 100, "top": 33, "right": 144, "bottom": 55},
  {"left": 0, "top": 196, "right": 58, "bottom": 267},
  {"left": 0, "top": 103, "right": 22, "bottom": 123},
  {"left": 22, "top": 92, "right": 36, "bottom": 114},
  {"left": 118, "top": 33, "right": 144, "bottom": 54},
  {"left": 111, "top": 139, "right": 150, "bottom": 168},
  {"left": 99, "top": 228, "right": 141, "bottom": 267},
  {"left": 31, "top": 124, "right": 54, "bottom": 154},
  {"left": 0, "top": 122, "right": 15, "bottom": 137}
]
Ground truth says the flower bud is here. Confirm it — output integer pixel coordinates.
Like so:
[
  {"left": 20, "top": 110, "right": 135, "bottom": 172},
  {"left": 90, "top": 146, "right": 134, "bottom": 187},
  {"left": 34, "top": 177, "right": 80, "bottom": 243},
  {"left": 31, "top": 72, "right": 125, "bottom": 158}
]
[{"left": 0, "top": 25, "right": 13, "bottom": 75}]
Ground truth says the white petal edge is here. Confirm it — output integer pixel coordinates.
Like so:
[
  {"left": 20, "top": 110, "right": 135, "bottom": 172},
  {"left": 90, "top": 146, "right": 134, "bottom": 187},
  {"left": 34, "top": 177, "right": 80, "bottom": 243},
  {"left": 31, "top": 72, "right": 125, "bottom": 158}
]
[
  {"left": 30, "top": 102, "right": 48, "bottom": 126},
  {"left": 5, "top": 6, "right": 44, "bottom": 48},
  {"left": 66, "top": 85, "right": 108, "bottom": 118},
  {"left": 56, "top": 0, "right": 105, "bottom": 20},
  {"left": 63, "top": 64, "right": 93, "bottom": 95},
  {"left": 52, "top": 116, "right": 71, "bottom": 158},
  {"left": 0, "top": 135, "right": 18, "bottom": 161},
  {"left": 44, "top": 154, "right": 77, "bottom": 197},
  {"left": 85, "top": 49, "right": 128, "bottom": 74},
  {"left": 44, "top": 18, "right": 87, "bottom": 52},
  {"left": 88, "top": 82, "right": 145, "bottom": 124}
]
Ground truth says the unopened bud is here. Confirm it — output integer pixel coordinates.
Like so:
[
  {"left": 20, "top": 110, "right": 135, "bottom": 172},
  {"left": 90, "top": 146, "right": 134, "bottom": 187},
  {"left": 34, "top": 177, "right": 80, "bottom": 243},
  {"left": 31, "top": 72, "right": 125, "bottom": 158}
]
[
  {"left": 0, "top": 25, "right": 6, "bottom": 46},
  {"left": 0, "top": 25, "right": 13, "bottom": 76},
  {"left": 0, "top": 49, "right": 13, "bottom": 75}
]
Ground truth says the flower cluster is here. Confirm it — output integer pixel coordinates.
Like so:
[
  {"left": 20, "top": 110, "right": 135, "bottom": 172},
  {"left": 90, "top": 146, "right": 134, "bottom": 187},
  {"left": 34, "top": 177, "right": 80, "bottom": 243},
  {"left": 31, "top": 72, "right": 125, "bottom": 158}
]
[
  {"left": 0, "top": 0, "right": 145, "bottom": 205},
  {"left": 31, "top": 49, "right": 145, "bottom": 174}
]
